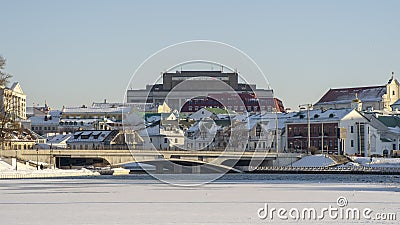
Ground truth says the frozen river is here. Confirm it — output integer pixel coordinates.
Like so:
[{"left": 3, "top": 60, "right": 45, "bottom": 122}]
[{"left": 0, "top": 174, "right": 399, "bottom": 224}]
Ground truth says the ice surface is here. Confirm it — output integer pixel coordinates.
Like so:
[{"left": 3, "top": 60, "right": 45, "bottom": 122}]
[{"left": 0, "top": 177, "right": 398, "bottom": 225}]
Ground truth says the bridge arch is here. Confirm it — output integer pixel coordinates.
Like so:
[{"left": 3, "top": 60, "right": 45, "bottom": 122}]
[{"left": 120, "top": 158, "right": 242, "bottom": 173}]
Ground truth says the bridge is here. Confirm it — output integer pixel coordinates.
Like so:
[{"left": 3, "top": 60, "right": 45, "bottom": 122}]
[{"left": 1, "top": 149, "right": 302, "bottom": 173}]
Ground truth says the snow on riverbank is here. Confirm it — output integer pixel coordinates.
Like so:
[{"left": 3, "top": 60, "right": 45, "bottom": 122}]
[
  {"left": 350, "top": 156, "right": 400, "bottom": 168},
  {"left": 291, "top": 154, "right": 336, "bottom": 167},
  {"left": 291, "top": 155, "right": 400, "bottom": 168},
  {"left": 0, "top": 159, "right": 100, "bottom": 179}
]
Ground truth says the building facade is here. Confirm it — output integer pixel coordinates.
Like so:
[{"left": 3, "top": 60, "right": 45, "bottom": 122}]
[
  {"left": 285, "top": 108, "right": 385, "bottom": 156},
  {"left": 0, "top": 82, "right": 26, "bottom": 120},
  {"left": 127, "top": 70, "right": 284, "bottom": 113}
]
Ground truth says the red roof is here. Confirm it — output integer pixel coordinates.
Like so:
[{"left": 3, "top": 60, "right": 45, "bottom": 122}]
[{"left": 316, "top": 85, "right": 386, "bottom": 104}]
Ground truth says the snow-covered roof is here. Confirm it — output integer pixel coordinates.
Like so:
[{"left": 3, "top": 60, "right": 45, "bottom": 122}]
[
  {"left": 2, "top": 129, "right": 38, "bottom": 142},
  {"left": 47, "top": 134, "right": 72, "bottom": 144},
  {"left": 67, "top": 130, "right": 117, "bottom": 143},
  {"left": 10, "top": 82, "right": 24, "bottom": 94},
  {"left": 316, "top": 85, "right": 386, "bottom": 105},
  {"left": 286, "top": 109, "right": 354, "bottom": 123},
  {"left": 49, "top": 110, "right": 62, "bottom": 117},
  {"left": 62, "top": 106, "right": 129, "bottom": 114},
  {"left": 30, "top": 116, "right": 60, "bottom": 126},
  {"left": 189, "top": 108, "right": 215, "bottom": 121},
  {"left": 186, "top": 119, "right": 220, "bottom": 136}
]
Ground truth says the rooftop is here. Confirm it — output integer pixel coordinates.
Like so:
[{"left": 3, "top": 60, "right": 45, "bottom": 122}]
[{"left": 316, "top": 85, "right": 386, "bottom": 105}]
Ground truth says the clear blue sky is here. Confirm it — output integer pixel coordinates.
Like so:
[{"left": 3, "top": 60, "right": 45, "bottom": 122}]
[{"left": 1, "top": 0, "right": 400, "bottom": 110}]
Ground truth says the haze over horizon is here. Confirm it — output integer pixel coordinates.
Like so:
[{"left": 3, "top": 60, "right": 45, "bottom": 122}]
[{"left": 1, "top": 0, "right": 400, "bottom": 110}]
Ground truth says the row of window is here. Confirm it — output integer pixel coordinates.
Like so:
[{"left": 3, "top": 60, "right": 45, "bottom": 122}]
[
  {"left": 149, "top": 137, "right": 179, "bottom": 143},
  {"left": 290, "top": 126, "right": 338, "bottom": 136},
  {"left": 290, "top": 139, "right": 338, "bottom": 148},
  {"left": 3, "top": 142, "right": 34, "bottom": 150},
  {"left": 64, "top": 115, "right": 121, "bottom": 120},
  {"left": 31, "top": 126, "right": 57, "bottom": 131},
  {"left": 186, "top": 105, "right": 265, "bottom": 112},
  {"left": 59, "top": 121, "right": 85, "bottom": 126}
]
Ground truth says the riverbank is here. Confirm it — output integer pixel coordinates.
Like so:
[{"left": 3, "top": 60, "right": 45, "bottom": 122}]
[
  {"left": 0, "top": 158, "right": 100, "bottom": 179},
  {"left": 0, "top": 168, "right": 100, "bottom": 179}
]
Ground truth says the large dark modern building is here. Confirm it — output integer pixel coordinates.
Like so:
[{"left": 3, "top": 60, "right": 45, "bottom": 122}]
[{"left": 127, "top": 70, "right": 284, "bottom": 112}]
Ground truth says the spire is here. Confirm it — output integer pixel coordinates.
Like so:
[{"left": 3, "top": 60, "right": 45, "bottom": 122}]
[
  {"left": 388, "top": 72, "right": 395, "bottom": 84},
  {"left": 351, "top": 92, "right": 362, "bottom": 111}
]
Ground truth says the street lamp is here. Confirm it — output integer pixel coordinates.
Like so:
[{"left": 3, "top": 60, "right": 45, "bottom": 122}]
[
  {"left": 49, "top": 144, "right": 53, "bottom": 169},
  {"left": 299, "top": 104, "right": 312, "bottom": 155},
  {"left": 15, "top": 149, "right": 17, "bottom": 171},
  {"left": 36, "top": 148, "right": 39, "bottom": 170},
  {"left": 274, "top": 108, "right": 279, "bottom": 153}
]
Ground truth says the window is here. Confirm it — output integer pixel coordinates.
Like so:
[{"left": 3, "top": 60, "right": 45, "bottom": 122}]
[
  {"left": 351, "top": 140, "right": 354, "bottom": 148},
  {"left": 350, "top": 126, "right": 354, "bottom": 133},
  {"left": 393, "top": 90, "right": 396, "bottom": 96},
  {"left": 164, "top": 138, "right": 168, "bottom": 143}
]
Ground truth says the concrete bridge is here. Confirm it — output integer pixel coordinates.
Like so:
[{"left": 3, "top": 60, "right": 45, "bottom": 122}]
[{"left": 1, "top": 149, "right": 302, "bottom": 173}]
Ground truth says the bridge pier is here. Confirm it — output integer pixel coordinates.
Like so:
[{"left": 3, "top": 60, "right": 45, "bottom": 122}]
[
  {"left": 192, "top": 166, "right": 201, "bottom": 174},
  {"left": 173, "top": 164, "right": 183, "bottom": 174},
  {"left": 156, "top": 164, "right": 164, "bottom": 174}
]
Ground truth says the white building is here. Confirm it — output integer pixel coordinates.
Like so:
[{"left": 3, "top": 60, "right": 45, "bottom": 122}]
[
  {"left": 285, "top": 108, "right": 388, "bottom": 156},
  {"left": 185, "top": 118, "right": 221, "bottom": 150},
  {"left": 0, "top": 82, "right": 26, "bottom": 120},
  {"left": 123, "top": 111, "right": 185, "bottom": 150},
  {"left": 29, "top": 110, "right": 61, "bottom": 135}
]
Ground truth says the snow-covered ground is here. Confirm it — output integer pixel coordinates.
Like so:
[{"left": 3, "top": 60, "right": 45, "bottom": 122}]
[
  {"left": 0, "top": 178, "right": 398, "bottom": 225},
  {"left": 0, "top": 159, "right": 99, "bottom": 178},
  {"left": 290, "top": 155, "right": 400, "bottom": 168},
  {"left": 0, "top": 160, "right": 13, "bottom": 171},
  {"left": 291, "top": 154, "right": 336, "bottom": 167},
  {"left": 350, "top": 157, "right": 400, "bottom": 168}
]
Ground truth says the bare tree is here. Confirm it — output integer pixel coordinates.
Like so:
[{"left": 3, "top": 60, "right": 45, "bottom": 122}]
[
  {"left": 0, "top": 55, "right": 17, "bottom": 153},
  {"left": 0, "top": 56, "right": 12, "bottom": 87}
]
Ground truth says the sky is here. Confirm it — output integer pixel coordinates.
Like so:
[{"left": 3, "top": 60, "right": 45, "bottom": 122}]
[{"left": 1, "top": 0, "right": 400, "bottom": 110}]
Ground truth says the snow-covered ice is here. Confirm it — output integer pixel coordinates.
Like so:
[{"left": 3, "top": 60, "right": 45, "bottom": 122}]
[
  {"left": 292, "top": 154, "right": 336, "bottom": 167},
  {"left": 0, "top": 176, "right": 398, "bottom": 224}
]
